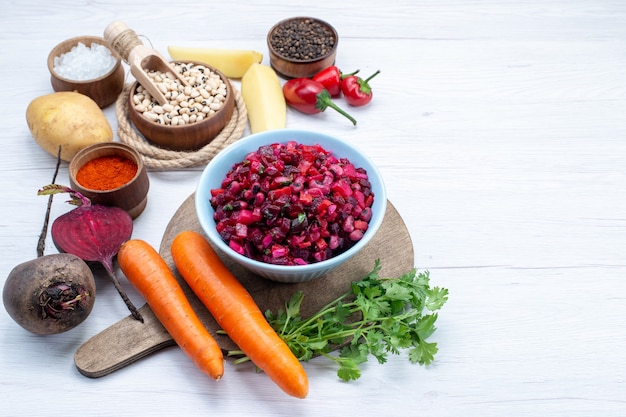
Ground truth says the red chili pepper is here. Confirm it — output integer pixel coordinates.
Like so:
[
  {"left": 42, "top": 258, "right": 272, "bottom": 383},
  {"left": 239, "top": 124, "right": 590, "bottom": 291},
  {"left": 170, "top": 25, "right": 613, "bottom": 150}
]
[
  {"left": 312, "top": 66, "right": 359, "bottom": 97},
  {"left": 283, "top": 78, "right": 357, "bottom": 125},
  {"left": 341, "top": 69, "right": 381, "bottom": 107}
]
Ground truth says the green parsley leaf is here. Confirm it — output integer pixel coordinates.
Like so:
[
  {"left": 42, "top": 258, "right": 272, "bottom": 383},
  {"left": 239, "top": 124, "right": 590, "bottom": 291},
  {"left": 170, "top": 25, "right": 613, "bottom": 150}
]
[
  {"left": 340, "top": 343, "right": 369, "bottom": 365},
  {"left": 415, "top": 313, "right": 439, "bottom": 340},
  {"left": 337, "top": 358, "right": 362, "bottom": 382},
  {"left": 426, "top": 287, "right": 449, "bottom": 311},
  {"left": 408, "top": 340, "right": 439, "bottom": 365},
  {"left": 236, "top": 260, "right": 448, "bottom": 382}
]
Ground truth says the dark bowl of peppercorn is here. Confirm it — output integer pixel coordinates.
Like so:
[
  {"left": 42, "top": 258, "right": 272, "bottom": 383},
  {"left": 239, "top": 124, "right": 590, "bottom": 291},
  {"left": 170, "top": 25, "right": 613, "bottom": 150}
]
[{"left": 267, "top": 17, "right": 338, "bottom": 79}]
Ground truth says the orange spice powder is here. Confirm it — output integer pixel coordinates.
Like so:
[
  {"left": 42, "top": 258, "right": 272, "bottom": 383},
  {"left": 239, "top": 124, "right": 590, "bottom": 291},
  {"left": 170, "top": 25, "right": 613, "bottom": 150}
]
[{"left": 76, "top": 155, "right": 138, "bottom": 191}]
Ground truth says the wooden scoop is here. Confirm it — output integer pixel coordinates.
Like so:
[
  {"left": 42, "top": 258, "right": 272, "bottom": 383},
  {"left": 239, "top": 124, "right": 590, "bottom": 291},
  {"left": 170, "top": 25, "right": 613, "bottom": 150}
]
[{"left": 104, "top": 21, "right": 188, "bottom": 105}]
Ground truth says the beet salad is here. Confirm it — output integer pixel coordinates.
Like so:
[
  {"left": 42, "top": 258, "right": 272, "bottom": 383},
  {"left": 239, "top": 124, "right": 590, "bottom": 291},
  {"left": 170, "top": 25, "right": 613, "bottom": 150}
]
[{"left": 209, "top": 141, "right": 375, "bottom": 266}]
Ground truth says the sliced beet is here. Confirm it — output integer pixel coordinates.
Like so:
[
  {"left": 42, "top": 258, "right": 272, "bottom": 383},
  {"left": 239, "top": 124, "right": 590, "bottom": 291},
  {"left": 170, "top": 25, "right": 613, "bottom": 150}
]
[{"left": 38, "top": 184, "right": 143, "bottom": 321}]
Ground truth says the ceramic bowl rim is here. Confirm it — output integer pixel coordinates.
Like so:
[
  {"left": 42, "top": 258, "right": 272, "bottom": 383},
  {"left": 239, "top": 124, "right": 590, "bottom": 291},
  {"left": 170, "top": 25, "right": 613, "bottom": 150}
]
[{"left": 195, "top": 129, "right": 387, "bottom": 277}]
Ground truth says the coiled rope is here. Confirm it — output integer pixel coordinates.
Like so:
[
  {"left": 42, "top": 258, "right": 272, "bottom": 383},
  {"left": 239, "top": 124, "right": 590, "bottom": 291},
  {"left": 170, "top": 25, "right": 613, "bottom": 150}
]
[{"left": 115, "top": 83, "right": 248, "bottom": 169}]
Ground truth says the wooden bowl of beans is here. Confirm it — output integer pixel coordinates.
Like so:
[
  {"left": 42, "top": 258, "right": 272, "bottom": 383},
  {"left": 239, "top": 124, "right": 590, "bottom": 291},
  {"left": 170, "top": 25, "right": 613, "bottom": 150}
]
[
  {"left": 48, "top": 36, "right": 125, "bottom": 108},
  {"left": 128, "top": 61, "right": 235, "bottom": 152},
  {"left": 267, "top": 17, "right": 338, "bottom": 79},
  {"left": 68, "top": 142, "right": 150, "bottom": 219}
]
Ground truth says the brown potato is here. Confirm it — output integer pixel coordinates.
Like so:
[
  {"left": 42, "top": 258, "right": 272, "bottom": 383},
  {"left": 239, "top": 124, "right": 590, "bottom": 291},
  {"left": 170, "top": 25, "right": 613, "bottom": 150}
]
[{"left": 26, "top": 91, "right": 113, "bottom": 162}]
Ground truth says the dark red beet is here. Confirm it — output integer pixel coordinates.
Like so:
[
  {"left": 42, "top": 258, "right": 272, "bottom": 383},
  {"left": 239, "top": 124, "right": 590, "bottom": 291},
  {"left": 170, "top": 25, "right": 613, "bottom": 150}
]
[
  {"left": 3, "top": 150, "right": 97, "bottom": 335},
  {"left": 38, "top": 184, "right": 143, "bottom": 321},
  {"left": 3, "top": 253, "right": 96, "bottom": 335},
  {"left": 209, "top": 141, "right": 375, "bottom": 266}
]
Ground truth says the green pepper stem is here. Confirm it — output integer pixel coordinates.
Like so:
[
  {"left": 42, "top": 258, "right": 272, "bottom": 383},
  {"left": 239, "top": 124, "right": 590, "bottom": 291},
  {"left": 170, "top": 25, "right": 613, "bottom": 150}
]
[
  {"left": 327, "top": 101, "right": 357, "bottom": 126},
  {"left": 362, "top": 70, "right": 381, "bottom": 84},
  {"left": 341, "top": 69, "right": 360, "bottom": 79},
  {"left": 316, "top": 89, "right": 357, "bottom": 125}
]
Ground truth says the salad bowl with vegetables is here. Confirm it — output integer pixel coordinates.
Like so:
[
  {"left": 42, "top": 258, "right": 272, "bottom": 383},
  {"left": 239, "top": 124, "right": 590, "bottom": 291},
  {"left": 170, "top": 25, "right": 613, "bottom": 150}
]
[{"left": 195, "top": 129, "right": 386, "bottom": 283}]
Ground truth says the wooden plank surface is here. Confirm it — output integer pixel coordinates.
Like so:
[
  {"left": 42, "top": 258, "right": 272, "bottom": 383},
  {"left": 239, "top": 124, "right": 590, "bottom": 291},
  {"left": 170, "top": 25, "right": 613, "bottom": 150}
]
[{"left": 2, "top": 1, "right": 626, "bottom": 416}]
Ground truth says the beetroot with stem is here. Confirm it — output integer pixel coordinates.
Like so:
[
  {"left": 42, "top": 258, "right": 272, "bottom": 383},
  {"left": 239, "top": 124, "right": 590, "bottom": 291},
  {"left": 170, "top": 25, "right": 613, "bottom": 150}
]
[
  {"left": 38, "top": 184, "right": 143, "bottom": 322},
  {"left": 3, "top": 147, "right": 96, "bottom": 335}
]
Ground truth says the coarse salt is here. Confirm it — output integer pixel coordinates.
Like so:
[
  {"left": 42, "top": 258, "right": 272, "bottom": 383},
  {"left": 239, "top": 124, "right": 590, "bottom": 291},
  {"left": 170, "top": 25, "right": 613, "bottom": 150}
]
[{"left": 54, "top": 42, "right": 117, "bottom": 81}]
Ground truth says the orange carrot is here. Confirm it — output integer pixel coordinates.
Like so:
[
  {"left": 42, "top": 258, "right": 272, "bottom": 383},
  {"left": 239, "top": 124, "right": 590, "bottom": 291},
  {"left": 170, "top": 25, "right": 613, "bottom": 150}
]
[
  {"left": 171, "top": 230, "right": 309, "bottom": 399},
  {"left": 117, "top": 239, "right": 224, "bottom": 381}
]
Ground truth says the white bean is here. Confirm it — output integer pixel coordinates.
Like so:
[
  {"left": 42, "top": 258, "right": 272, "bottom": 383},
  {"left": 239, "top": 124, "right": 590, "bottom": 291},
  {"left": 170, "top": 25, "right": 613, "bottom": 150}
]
[
  {"left": 131, "top": 62, "right": 229, "bottom": 126},
  {"left": 206, "top": 78, "right": 217, "bottom": 90},
  {"left": 143, "top": 112, "right": 158, "bottom": 121}
]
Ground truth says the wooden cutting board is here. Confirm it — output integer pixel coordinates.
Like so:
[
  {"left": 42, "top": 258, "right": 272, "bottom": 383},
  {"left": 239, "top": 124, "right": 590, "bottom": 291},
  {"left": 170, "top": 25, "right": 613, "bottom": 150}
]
[{"left": 74, "top": 194, "right": 414, "bottom": 378}]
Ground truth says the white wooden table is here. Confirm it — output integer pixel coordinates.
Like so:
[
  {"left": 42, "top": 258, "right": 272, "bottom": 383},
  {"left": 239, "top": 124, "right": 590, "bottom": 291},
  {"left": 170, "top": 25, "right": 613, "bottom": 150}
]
[{"left": 1, "top": 1, "right": 625, "bottom": 416}]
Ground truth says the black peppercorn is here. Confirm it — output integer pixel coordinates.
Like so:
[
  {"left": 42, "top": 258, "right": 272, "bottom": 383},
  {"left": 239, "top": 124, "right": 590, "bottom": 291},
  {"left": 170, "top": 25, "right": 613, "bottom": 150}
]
[{"left": 270, "top": 18, "right": 336, "bottom": 61}]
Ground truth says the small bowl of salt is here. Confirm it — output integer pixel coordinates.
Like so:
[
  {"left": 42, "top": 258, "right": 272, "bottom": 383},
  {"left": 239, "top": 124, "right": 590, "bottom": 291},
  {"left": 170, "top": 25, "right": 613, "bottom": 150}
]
[{"left": 48, "top": 36, "right": 125, "bottom": 108}]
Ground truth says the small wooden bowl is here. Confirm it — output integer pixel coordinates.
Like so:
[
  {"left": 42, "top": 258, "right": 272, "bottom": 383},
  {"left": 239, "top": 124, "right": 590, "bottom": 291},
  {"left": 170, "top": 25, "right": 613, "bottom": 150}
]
[
  {"left": 267, "top": 17, "right": 338, "bottom": 79},
  {"left": 48, "top": 36, "right": 125, "bottom": 108},
  {"left": 128, "top": 61, "right": 235, "bottom": 152},
  {"left": 69, "top": 142, "right": 149, "bottom": 219}
]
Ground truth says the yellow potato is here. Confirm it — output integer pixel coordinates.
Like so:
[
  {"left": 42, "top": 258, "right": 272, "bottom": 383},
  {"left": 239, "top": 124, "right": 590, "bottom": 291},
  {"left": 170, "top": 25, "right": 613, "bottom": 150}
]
[
  {"left": 168, "top": 46, "right": 262, "bottom": 79},
  {"left": 26, "top": 91, "right": 113, "bottom": 162},
  {"left": 241, "top": 63, "right": 286, "bottom": 134}
]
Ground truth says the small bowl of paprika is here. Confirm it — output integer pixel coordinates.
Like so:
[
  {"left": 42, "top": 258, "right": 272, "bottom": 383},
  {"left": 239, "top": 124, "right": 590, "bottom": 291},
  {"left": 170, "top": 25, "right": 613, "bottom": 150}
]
[
  {"left": 68, "top": 142, "right": 150, "bottom": 219},
  {"left": 267, "top": 17, "right": 338, "bottom": 79}
]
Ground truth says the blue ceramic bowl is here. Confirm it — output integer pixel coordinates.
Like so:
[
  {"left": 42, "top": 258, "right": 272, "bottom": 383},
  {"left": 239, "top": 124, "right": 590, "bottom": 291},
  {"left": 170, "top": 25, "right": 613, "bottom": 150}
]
[{"left": 195, "top": 129, "right": 387, "bottom": 283}]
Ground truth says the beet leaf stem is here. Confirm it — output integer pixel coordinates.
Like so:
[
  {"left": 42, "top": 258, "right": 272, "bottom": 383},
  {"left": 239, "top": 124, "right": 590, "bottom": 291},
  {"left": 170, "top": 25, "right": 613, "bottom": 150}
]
[
  {"left": 37, "top": 146, "right": 62, "bottom": 258},
  {"left": 102, "top": 260, "right": 144, "bottom": 322}
]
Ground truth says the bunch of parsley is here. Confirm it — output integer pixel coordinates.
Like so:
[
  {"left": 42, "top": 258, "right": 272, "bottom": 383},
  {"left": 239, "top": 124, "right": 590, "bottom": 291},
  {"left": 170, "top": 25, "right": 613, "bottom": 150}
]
[{"left": 264, "top": 260, "right": 448, "bottom": 381}]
